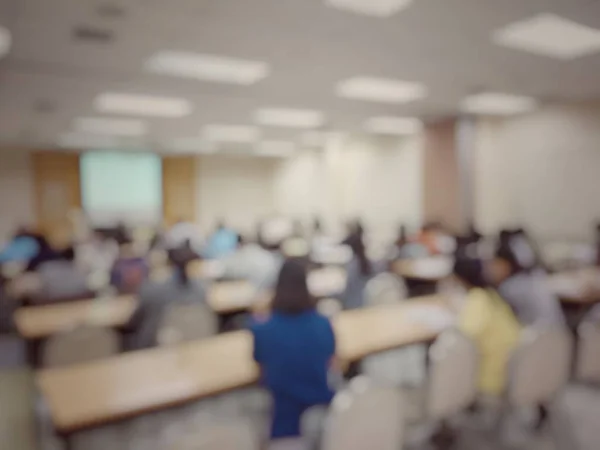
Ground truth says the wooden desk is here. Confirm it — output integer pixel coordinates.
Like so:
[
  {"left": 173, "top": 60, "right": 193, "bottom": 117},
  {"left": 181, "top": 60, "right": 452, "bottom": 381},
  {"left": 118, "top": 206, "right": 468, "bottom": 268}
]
[
  {"left": 14, "top": 296, "right": 138, "bottom": 340},
  {"left": 392, "top": 257, "right": 452, "bottom": 282},
  {"left": 36, "top": 296, "right": 448, "bottom": 434},
  {"left": 548, "top": 268, "right": 600, "bottom": 305},
  {"left": 206, "top": 280, "right": 259, "bottom": 314}
]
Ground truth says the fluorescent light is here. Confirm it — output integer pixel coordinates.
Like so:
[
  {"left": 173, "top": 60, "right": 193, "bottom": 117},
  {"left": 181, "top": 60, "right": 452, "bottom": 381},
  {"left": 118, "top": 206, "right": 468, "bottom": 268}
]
[
  {"left": 326, "top": 0, "right": 414, "bottom": 18},
  {"left": 0, "top": 26, "right": 11, "bottom": 59},
  {"left": 365, "top": 116, "right": 422, "bottom": 134},
  {"left": 165, "top": 137, "right": 216, "bottom": 154},
  {"left": 255, "top": 108, "right": 325, "bottom": 128},
  {"left": 94, "top": 93, "right": 193, "bottom": 117},
  {"left": 203, "top": 125, "right": 260, "bottom": 143},
  {"left": 145, "top": 51, "right": 270, "bottom": 85},
  {"left": 461, "top": 92, "right": 537, "bottom": 116},
  {"left": 256, "top": 141, "right": 296, "bottom": 157},
  {"left": 58, "top": 132, "right": 122, "bottom": 149},
  {"left": 301, "top": 131, "right": 330, "bottom": 147},
  {"left": 493, "top": 14, "right": 600, "bottom": 60},
  {"left": 73, "top": 117, "right": 147, "bottom": 136},
  {"left": 336, "top": 77, "right": 427, "bottom": 103}
]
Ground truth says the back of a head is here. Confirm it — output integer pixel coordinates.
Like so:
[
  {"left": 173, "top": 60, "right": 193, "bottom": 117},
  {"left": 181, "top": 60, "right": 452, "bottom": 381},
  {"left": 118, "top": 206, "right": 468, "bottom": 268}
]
[
  {"left": 453, "top": 257, "right": 487, "bottom": 289},
  {"left": 272, "top": 258, "right": 314, "bottom": 315}
]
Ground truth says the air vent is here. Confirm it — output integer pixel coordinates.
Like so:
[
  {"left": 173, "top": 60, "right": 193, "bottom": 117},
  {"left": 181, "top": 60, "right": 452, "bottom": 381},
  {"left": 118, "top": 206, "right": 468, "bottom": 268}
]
[
  {"left": 72, "top": 26, "right": 114, "bottom": 44},
  {"left": 96, "top": 3, "right": 126, "bottom": 19}
]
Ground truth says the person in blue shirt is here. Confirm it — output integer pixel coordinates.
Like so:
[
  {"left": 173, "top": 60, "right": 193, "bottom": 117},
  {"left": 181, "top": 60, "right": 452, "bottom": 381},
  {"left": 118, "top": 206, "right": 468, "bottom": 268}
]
[
  {"left": 202, "top": 221, "right": 239, "bottom": 259},
  {"left": 250, "top": 258, "right": 336, "bottom": 440}
]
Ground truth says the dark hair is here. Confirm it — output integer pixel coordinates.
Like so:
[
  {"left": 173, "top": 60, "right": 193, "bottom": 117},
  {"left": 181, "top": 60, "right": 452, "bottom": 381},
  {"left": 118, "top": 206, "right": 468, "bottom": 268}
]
[
  {"left": 453, "top": 257, "right": 488, "bottom": 288},
  {"left": 272, "top": 259, "right": 315, "bottom": 315},
  {"left": 346, "top": 232, "right": 371, "bottom": 277},
  {"left": 495, "top": 242, "right": 522, "bottom": 275}
]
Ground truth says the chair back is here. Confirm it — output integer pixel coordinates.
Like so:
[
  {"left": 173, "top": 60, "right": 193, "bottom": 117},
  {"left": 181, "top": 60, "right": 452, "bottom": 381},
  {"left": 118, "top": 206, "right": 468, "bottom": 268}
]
[
  {"left": 364, "top": 273, "right": 407, "bottom": 306},
  {"left": 576, "top": 320, "right": 600, "bottom": 383},
  {"left": 427, "top": 329, "right": 478, "bottom": 419},
  {"left": 43, "top": 326, "right": 119, "bottom": 367},
  {"left": 157, "top": 303, "right": 217, "bottom": 346},
  {"left": 508, "top": 327, "right": 572, "bottom": 407},
  {"left": 322, "top": 385, "right": 404, "bottom": 450}
]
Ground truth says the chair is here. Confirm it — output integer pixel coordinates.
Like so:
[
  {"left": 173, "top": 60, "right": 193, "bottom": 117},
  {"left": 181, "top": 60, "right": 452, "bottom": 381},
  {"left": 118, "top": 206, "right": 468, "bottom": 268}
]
[
  {"left": 157, "top": 303, "right": 217, "bottom": 346},
  {"left": 321, "top": 383, "right": 405, "bottom": 450},
  {"left": 42, "top": 326, "right": 120, "bottom": 367},
  {"left": 507, "top": 327, "right": 572, "bottom": 408},
  {"left": 317, "top": 298, "right": 343, "bottom": 318},
  {"left": 364, "top": 272, "right": 407, "bottom": 306},
  {"left": 576, "top": 320, "right": 600, "bottom": 383},
  {"left": 427, "top": 329, "right": 478, "bottom": 420}
]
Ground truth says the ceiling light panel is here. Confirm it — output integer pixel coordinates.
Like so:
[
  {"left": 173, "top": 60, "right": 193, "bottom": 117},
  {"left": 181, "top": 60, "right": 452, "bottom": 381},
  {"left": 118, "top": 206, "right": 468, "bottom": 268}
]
[
  {"left": 493, "top": 14, "right": 600, "bottom": 60},
  {"left": 255, "top": 108, "right": 325, "bottom": 128},
  {"left": 203, "top": 125, "right": 260, "bottom": 143},
  {"left": 165, "top": 137, "right": 216, "bottom": 154},
  {"left": 326, "top": 0, "right": 414, "bottom": 18},
  {"left": 58, "top": 132, "right": 122, "bottom": 150},
  {"left": 461, "top": 92, "right": 537, "bottom": 116},
  {"left": 145, "top": 51, "right": 270, "bottom": 85},
  {"left": 336, "top": 77, "right": 427, "bottom": 103},
  {"left": 73, "top": 117, "right": 147, "bottom": 136},
  {"left": 94, "top": 93, "right": 193, "bottom": 117},
  {"left": 256, "top": 141, "right": 296, "bottom": 157},
  {"left": 365, "top": 116, "right": 422, "bottom": 134}
]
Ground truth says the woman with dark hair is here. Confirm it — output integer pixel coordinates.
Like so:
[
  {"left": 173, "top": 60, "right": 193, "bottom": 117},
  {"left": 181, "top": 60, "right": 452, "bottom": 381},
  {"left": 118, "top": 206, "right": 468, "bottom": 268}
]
[
  {"left": 250, "top": 259, "right": 336, "bottom": 440},
  {"left": 341, "top": 227, "right": 373, "bottom": 309},
  {"left": 126, "top": 255, "right": 208, "bottom": 350},
  {"left": 454, "top": 257, "right": 521, "bottom": 396}
]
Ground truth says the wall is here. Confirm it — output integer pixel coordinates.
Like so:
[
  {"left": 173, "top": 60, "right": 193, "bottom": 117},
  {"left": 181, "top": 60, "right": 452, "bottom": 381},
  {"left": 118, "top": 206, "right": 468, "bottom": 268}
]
[
  {"left": 196, "top": 155, "right": 278, "bottom": 236},
  {"left": 195, "top": 134, "right": 424, "bottom": 239},
  {"left": 0, "top": 150, "right": 35, "bottom": 243},
  {"left": 474, "top": 101, "right": 600, "bottom": 241},
  {"left": 272, "top": 134, "right": 423, "bottom": 238}
]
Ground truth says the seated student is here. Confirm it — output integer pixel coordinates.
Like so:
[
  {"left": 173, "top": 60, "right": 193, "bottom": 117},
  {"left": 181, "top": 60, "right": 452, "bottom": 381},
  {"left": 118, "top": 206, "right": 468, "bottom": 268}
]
[
  {"left": 125, "top": 258, "right": 210, "bottom": 350},
  {"left": 164, "top": 219, "right": 202, "bottom": 252},
  {"left": 32, "top": 249, "right": 92, "bottom": 304},
  {"left": 110, "top": 244, "right": 149, "bottom": 294},
  {"left": 202, "top": 221, "right": 239, "bottom": 259},
  {"left": 454, "top": 257, "right": 521, "bottom": 397},
  {"left": 489, "top": 242, "right": 565, "bottom": 327},
  {"left": 76, "top": 230, "right": 119, "bottom": 274},
  {"left": 341, "top": 228, "right": 373, "bottom": 310},
  {"left": 250, "top": 259, "right": 336, "bottom": 440},
  {"left": 221, "top": 235, "right": 283, "bottom": 289}
]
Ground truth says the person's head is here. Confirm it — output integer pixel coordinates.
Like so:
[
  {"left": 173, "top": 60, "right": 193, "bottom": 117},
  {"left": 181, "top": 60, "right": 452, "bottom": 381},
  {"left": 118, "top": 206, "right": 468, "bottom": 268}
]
[
  {"left": 487, "top": 243, "right": 521, "bottom": 286},
  {"left": 453, "top": 257, "right": 487, "bottom": 289},
  {"left": 272, "top": 259, "right": 315, "bottom": 315}
]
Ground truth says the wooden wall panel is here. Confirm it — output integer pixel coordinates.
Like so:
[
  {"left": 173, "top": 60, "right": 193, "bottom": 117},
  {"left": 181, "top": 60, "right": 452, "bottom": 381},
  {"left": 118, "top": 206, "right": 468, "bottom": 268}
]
[
  {"left": 32, "top": 151, "right": 81, "bottom": 246},
  {"left": 162, "top": 156, "right": 197, "bottom": 227},
  {"left": 422, "top": 120, "right": 463, "bottom": 232}
]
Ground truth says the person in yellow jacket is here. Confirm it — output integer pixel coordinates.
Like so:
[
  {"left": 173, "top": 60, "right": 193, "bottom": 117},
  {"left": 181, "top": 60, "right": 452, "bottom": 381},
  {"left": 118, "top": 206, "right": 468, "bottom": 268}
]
[{"left": 454, "top": 257, "right": 522, "bottom": 396}]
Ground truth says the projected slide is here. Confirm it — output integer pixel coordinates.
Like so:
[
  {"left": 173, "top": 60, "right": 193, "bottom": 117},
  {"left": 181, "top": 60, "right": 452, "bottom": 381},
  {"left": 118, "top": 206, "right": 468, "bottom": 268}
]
[{"left": 80, "top": 151, "right": 162, "bottom": 226}]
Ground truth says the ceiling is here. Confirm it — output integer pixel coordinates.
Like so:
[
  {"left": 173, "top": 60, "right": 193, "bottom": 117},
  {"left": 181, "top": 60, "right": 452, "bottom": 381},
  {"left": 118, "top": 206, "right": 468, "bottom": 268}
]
[{"left": 1, "top": 0, "right": 600, "bottom": 152}]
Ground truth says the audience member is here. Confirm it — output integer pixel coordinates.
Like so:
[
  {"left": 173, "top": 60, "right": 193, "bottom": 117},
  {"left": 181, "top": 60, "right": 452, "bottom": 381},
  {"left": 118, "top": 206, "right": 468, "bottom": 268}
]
[
  {"left": 110, "top": 244, "right": 149, "bottom": 294},
  {"left": 221, "top": 235, "right": 283, "bottom": 290},
  {"left": 203, "top": 221, "right": 238, "bottom": 259},
  {"left": 341, "top": 227, "right": 373, "bottom": 309},
  {"left": 250, "top": 259, "right": 336, "bottom": 440},
  {"left": 454, "top": 257, "right": 521, "bottom": 396},
  {"left": 126, "top": 256, "right": 209, "bottom": 350},
  {"left": 488, "top": 242, "right": 565, "bottom": 326},
  {"left": 32, "top": 248, "right": 92, "bottom": 303}
]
